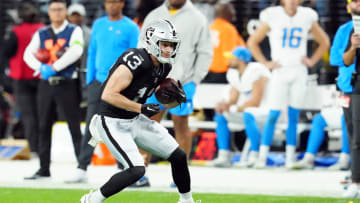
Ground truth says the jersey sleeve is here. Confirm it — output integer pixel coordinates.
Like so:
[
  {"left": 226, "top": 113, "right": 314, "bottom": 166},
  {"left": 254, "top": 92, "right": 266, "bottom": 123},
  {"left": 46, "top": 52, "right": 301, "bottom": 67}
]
[
  {"left": 226, "top": 68, "right": 240, "bottom": 87},
  {"left": 306, "top": 7, "right": 319, "bottom": 24},
  {"left": 246, "top": 63, "right": 271, "bottom": 84},
  {"left": 259, "top": 8, "right": 272, "bottom": 25}
]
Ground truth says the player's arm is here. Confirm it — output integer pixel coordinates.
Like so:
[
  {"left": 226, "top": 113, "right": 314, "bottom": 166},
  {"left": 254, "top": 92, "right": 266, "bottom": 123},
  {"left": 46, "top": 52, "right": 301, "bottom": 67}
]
[
  {"left": 23, "top": 31, "right": 42, "bottom": 71},
  {"left": 101, "top": 65, "right": 142, "bottom": 113},
  {"left": 247, "top": 24, "right": 280, "bottom": 69},
  {"left": 236, "top": 76, "right": 267, "bottom": 112},
  {"left": 86, "top": 22, "right": 98, "bottom": 85},
  {"left": 215, "top": 86, "right": 239, "bottom": 113},
  {"left": 228, "top": 87, "right": 240, "bottom": 105},
  {"left": 330, "top": 25, "right": 350, "bottom": 67},
  {"left": 52, "top": 26, "right": 84, "bottom": 71},
  {"left": 343, "top": 33, "right": 360, "bottom": 66},
  {"left": 304, "top": 22, "right": 330, "bottom": 68}
]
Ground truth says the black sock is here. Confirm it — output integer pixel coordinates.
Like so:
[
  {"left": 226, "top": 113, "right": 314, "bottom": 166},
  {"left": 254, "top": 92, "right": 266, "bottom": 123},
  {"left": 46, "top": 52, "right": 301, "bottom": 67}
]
[
  {"left": 100, "top": 166, "right": 145, "bottom": 198},
  {"left": 167, "top": 147, "right": 191, "bottom": 193}
]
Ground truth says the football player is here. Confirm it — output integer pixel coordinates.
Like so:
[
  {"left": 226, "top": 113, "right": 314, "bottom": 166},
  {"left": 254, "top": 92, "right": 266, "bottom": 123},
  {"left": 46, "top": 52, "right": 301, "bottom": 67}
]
[
  {"left": 207, "top": 46, "right": 271, "bottom": 168},
  {"left": 80, "top": 20, "right": 194, "bottom": 203},
  {"left": 292, "top": 87, "right": 350, "bottom": 170},
  {"left": 247, "top": 0, "right": 330, "bottom": 168}
]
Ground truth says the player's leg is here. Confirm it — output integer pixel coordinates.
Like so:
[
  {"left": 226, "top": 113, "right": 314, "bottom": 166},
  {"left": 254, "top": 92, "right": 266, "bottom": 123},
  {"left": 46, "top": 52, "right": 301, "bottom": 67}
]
[
  {"left": 129, "top": 95, "right": 167, "bottom": 188},
  {"left": 169, "top": 82, "right": 197, "bottom": 158},
  {"left": 329, "top": 117, "right": 351, "bottom": 170},
  {"left": 24, "top": 82, "right": 56, "bottom": 179},
  {"left": 335, "top": 114, "right": 351, "bottom": 169},
  {"left": 287, "top": 67, "right": 307, "bottom": 168},
  {"left": 285, "top": 106, "right": 301, "bottom": 167},
  {"left": 207, "top": 113, "right": 232, "bottom": 167},
  {"left": 343, "top": 94, "right": 360, "bottom": 198},
  {"left": 243, "top": 111, "right": 261, "bottom": 167},
  {"left": 135, "top": 115, "right": 194, "bottom": 203},
  {"left": 256, "top": 70, "right": 288, "bottom": 168},
  {"left": 66, "top": 80, "right": 102, "bottom": 183},
  {"left": 326, "top": 111, "right": 350, "bottom": 170},
  {"left": 54, "top": 80, "right": 82, "bottom": 160},
  {"left": 81, "top": 115, "right": 146, "bottom": 203},
  {"left": 292, "top": 113, "right": 327, "bottom": 169}
]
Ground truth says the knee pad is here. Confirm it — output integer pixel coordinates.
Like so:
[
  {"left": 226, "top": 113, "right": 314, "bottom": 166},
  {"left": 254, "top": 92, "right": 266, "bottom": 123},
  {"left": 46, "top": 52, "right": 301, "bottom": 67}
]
[{"left": 167, "top": 147, "right": 187, "bottom": 164}]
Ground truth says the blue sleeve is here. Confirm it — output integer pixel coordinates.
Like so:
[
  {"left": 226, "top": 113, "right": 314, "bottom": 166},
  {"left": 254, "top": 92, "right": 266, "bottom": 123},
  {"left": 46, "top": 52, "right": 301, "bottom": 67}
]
[
  {"left": 330, "top": 25, "right": 352, "bottom": 67},
  {"left": 129, "top": 24, "right": 140, "bottom": 48},
  {"left": 86, "top": 22, "right": 97, "bottom": 85}
]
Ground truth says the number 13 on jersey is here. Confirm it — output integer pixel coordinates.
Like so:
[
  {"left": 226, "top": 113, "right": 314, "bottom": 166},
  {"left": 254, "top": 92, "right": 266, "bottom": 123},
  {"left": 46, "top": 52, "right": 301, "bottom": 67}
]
[{"left": 282, "top": 27, "right": 302, "bottom": 48}]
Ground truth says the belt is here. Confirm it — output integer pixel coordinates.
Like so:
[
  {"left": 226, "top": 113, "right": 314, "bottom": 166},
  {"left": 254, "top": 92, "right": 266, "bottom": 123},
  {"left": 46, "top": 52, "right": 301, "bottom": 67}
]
[{"left": 48, "top": 76, "right": 66, "bottom": 86}]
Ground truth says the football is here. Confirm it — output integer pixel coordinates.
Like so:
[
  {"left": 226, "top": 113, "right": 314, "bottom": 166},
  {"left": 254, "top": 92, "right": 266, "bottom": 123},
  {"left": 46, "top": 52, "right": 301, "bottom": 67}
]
[
  {"left": 155, "top": 78, "right": 181, "bottom": 106},
  {"left": 34, "top": 48, "right": 50, "bottom": 63}
]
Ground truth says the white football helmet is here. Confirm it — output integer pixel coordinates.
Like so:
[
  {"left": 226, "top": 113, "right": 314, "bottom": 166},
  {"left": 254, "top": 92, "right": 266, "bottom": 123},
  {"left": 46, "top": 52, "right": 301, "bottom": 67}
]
[{"left": 144, "top": 19, "right": 180, "bottom": 64}]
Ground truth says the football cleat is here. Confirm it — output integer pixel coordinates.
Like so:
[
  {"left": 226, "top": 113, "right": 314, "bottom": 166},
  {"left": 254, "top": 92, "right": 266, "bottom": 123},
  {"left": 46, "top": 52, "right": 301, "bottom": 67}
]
[
  {"left": 24, "top": 169, "right": 50, "bottom": 180},
  {"left": 206, "top": 156, "right": 231, "bottom": 168},
  {"left": 291, "top": 159, "right": 314, "bottom": 170},
  {"left": 254, "top": 159, "right": 266, "bottom": 169},
  {"left": 342, "top": 184, "right": 360, "bottom": 198},
  {"left": 80, "top": 190, "right": 103, "bottom": 203},
  {"left": 129, "top": 176, "right": 150, "bottom": 187},
  {"left": 178, "top": 198, "right": 195, "bottom": 203}
]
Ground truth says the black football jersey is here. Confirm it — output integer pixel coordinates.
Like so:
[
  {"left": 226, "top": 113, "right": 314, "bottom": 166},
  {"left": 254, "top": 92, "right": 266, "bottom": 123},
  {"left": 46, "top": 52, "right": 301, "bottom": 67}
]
[{"left": 98, "top": 48, "right": 172, "bottom": 119}]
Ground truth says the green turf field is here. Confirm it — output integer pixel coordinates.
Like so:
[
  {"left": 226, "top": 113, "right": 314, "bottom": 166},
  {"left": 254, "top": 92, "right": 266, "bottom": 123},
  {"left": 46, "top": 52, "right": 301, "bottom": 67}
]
[{"left": 0, "top": 187, "right": 355, "bottom": 203}]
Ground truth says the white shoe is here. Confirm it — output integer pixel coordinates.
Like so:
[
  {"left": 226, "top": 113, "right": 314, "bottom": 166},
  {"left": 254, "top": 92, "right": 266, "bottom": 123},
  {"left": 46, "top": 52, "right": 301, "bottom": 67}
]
[
  {"left": 207, "top": 157, "right": 231, "bottom": 167},
  {"left": 206, "top": 150, "right": 231, "bottom": 167},
  {"left": 233, "top": 161, "right": 248, "bottom": 168},
  {"left": 329, "top": 153, "right": 350, "bottom": 171},
  {"left": 343, "top": 184, "right": 360, "bottom": 198},
  {"left": 328, "top": 161, "right": 350, "bottom": 171},
  {"left": 254, "top": 159, "right": 266, "bottom": 169},
  {"left": 178, "top": 198, "right": 195, "bottom": 203},
  {"left": 291, "top": 158, "right": 314, "bottom": 170},
  {"left": 65, "top": 168, "right": 87, "bottom": 183},
  {"left": 285, "top": 145, "right": 296, "bottom": 169}
]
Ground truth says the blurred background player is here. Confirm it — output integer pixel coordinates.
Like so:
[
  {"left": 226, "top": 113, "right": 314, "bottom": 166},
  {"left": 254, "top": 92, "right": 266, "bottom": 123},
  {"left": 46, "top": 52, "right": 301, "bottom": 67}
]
[
  {"left": 247, "top": 0, "right": 330, "bottom": 168},
  {"left": 202, "top": 2, "right": 245, "bottom": 84},
  {"left": 207, "top": 46, "right": 271, "bottom": 168},
  {"left": 67, "top": 3, "right": 91, "bottom": 106},
  {"left": 291, "top": 88, "right": 350, "bottom": 170},
  {"left": 201, "top": 1, "right": 246, "bottom": 121},
  {"left": 80, "top": 19, "right": 195, "bottom": 203},
  {"left": 330, "top": 0, "right": 360, "bottom": 198},
  {"left": 23, "top": 0, "right": 84, "bottom": 179},
  {"left": 66, "top": 0, "right": 140, "bottom": 184},
  {"left": 2, "top": 0, "right": 44, "bottom": 154},
  {"left": 138, "top": 0, "right": 213, "bottom": 186}
]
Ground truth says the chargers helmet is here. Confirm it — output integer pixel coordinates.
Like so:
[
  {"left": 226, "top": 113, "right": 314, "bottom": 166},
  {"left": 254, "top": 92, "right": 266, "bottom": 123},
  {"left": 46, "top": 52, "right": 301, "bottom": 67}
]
[{"left": 144, "top": 20, "right": 180, "bottom": 64}]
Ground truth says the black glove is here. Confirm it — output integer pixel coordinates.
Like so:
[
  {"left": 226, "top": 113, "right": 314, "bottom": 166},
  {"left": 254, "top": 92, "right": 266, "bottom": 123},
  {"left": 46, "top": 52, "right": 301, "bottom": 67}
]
[
  {"left": 141, "top": 103, "right": 160, "bottom": 117},
  {"left": 163, "top": 80, "right": 187, "bottom": 103}
]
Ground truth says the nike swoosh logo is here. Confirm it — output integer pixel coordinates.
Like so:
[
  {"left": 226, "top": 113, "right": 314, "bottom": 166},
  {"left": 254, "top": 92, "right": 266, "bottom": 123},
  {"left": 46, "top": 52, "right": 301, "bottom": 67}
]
[{"left": 147, "top": 106, "right": 154, "bottom": 111}]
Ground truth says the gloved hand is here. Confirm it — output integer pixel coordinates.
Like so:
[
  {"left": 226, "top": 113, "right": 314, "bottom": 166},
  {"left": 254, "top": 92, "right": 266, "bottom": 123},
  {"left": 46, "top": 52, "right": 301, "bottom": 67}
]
[
  {"left": 40, "top": 64, "right": 56, "bottom": 80},
  {"left": 141, "top": 103, "right": 160, "bottom": 117}
]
